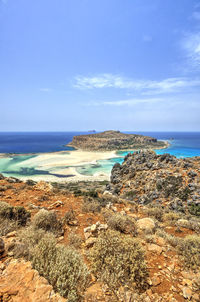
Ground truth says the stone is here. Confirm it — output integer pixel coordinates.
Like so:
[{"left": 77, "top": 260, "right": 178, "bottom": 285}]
[
  {"left": 0, "top": 259, "right": 66, "bottom": 301},
  {"left": 136, "top": 218, "right": 155, "bottom": 232},
  {"left": 90, "top": 224, "right": 97, "bottom": 233},
  {"left": 147, "top": 244, "right": 162, "bottom": 254},
  {"left": 182, "top": 287, "right": 192, "bottom": 300},
  {"left": 85, "top": 237, "right": 97, "bottom": 248},
  {"left": 151, "top": 276, "right": 161, "bottom": 286},
  {"left": 0, "top": 238, "right": 5, "bottom": 255}
]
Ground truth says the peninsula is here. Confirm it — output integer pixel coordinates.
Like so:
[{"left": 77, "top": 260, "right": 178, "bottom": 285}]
[{"left": 67, "top": 130, "right": 168, "bottom": 151}]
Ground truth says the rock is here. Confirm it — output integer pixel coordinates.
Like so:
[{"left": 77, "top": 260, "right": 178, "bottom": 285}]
[
  {"left": 84, "top": 232, "right": 92, "bottom": 240},
  {"left": 90, "top": 224, "right": 97, "bottom": 233},
  {"left": 136, "top": 218, "right": 155, "bottom": 232},
  {"left": 0, "top": 238, "right": 5, "bottom": 255},
  {"left": 48, "top": 200, "right": 64, "bottom": 209},
  {"left": 147, "top": 244, "right": 162, "bottom": 254},
  {"left": 182, "top": 287, "right": 192, "bottom": 299},
  {"left": 85, "top": 237, "right": 97, "bottom": 248},
  {"left": 155, "top": 236, "right": 165, "bottom": 246},
  {"left": 0, "top": 259, "right": 66, "bottom": 301},
  {"left": 151, "top": 276, "right": 161, "bottom": 286}
]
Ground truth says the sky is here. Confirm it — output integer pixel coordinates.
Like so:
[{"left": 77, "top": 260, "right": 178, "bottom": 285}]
[{"left": 0, "top": 0, "right": 200, "bottom": 131}]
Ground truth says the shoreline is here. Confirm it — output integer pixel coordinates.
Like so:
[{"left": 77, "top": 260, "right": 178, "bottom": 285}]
[{"left": 0, "top": 141, "right": 170, "bottom": 183}]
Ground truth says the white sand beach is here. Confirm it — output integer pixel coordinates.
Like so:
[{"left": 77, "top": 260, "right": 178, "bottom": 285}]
[{"left": 0, "top": 150, "right": 119, "bottom": 182}]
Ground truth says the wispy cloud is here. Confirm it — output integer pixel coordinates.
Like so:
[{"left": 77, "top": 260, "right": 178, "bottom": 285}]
[
  {"left": 182, "top": 32, "right": 200, "bottom": 68},
  {"left": 40, "top": 88, "right": 52, "bottom": 92},
  {"left": 90, "top": 97, "right": 162, "bottom": 107},
  {"left": 74, "top": 74, "right": 200, "bottom": 94}
]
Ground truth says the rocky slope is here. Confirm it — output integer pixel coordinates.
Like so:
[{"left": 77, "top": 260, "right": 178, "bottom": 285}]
[
  {"left": 0, "top": 158, "right": 200, "bottom": 302},
  {"left": 67, "top": 130, "right": 167, "bottom": 151},
  {"left": 109, "top": 150, "right": 200, "bottom": 213}
]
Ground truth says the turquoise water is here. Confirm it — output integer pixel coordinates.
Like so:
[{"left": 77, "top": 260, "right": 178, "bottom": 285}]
[{"left": 0, "top": 132, "right": 199, "bottom": 179}]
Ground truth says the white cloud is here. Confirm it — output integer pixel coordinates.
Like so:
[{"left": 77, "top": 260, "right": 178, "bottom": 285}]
[
  {"left": 84, "top": 97, "right": 165, "bottom": 107},
  {"left": 74, "top": 74, "right": 200, "bottom": 94},
  {"left": 40, "top": 88, "right": 52, "bottom": 92},
  {"left": 182, "top": 32, "right": 200, "bottom": 67}
]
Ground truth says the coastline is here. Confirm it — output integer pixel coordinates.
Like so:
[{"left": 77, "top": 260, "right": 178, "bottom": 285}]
[{"left": 0, "top": 141, "right": 170, "bottom": 183}]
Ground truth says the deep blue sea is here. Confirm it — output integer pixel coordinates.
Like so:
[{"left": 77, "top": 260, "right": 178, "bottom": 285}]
[{"left": 0, "top": 132, "right": 200, "bottom": 179}]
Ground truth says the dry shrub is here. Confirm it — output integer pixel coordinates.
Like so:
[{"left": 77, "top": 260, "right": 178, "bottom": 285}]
[
  {"left": 156, "top": 229, "right": 180, "bottom": 247},
  {"left": 68, "top": 232, "right": 83, "bottom": 249},
  {"left": 144, "top": 206, "right": 164, "bottom": 222},
  {"left": 163, "top": 212, "right": 181, "bottom": 225},
  {"left": 16, "top": 227, "right": 89, "bottom": 301},
  {"left": 32, "top": 209, "right": 62, "bottom": 235},
  {"left": 82, "top": 200, "right": 101, "bottom": 213},
  {"left": 107, "top": 213, "right": 136, "bottom": 234},
  {"left": 63, "top": 209, "right": 76, "bottom": 225},
  {"left": 89, "top": 229, "right": 148, "bottom": 297},
  {"left": 0, "top": 217, "right": 18, "bottom": 236},
  {"left": 177, "top": 235, "right": 200, "bottom": 271}
]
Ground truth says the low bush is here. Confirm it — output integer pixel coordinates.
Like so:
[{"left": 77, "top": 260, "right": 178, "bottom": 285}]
[
  {"left": 0, "top": 217, "right": 18, "bottom": 236},
  {"left": 68, "top": 232, "right": 83, "bottom": 249},
  {"left": 177, "top": 235, "right": 200, "bottom": 271},
  {"left": 107, "top": 213, "right": 136, "bottom": 234},
  {"left": 145, "top": 206, "right": 164, "bottom": 222},
  {"left": 82, "top": 200, "right": 101, "bottom": 213},
  {"left": 163, "top": 212, "right": 181, "bottom": 225},
  {"left": 32, "top": 209, "right": 62, "bottom": 235},
  {"left": 89, "top": 230, "right": 148, "bottom": 297},
  {"left": 63, "top": 209, "right": 76, "bottom": 225},
  {"left": 188, "top": 203, "right": 200, "bottom": 217},
  {"left": 0, "top": 201, "right": 30, "bottom": 226},
  {"left": 17, "top": 228, "right": 89, "bottom": 301}
]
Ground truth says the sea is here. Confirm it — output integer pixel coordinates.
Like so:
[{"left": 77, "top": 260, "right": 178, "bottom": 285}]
[{"left": 0, "top": 131, "right": 200, "bottom": 179}]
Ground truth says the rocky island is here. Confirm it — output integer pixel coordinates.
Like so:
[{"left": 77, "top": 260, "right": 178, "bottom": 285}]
[{"left": 67, "top": 130, "right": 168, "bottom": 151}]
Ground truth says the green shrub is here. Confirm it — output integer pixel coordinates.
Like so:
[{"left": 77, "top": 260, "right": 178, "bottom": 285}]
[
  {"left": 0, "top": 201, "right": 30, "bottom": 226},
  {"left": 0, "top": 201, "right": 13, "bottom": 219},
  {"left": 188, "top": 203, "right": 200, "bottom": 217},
  {"left": 107, "top": 213, "right": 136, "bottom": 234},
  {"left": 177, "top": 235, "right": 200, "bottom": 271},
  {"left": 32, "top": 209, "right": 62, "bottom": 235},
  {"left": 89, "top": 230, "right": 148, "bottom": 296}
]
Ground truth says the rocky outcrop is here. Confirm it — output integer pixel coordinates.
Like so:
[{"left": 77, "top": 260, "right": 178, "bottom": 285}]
[
  {"left": 0, "top": 259, "right": 66, "bottom": 302},
  {"left": 67, "top": 130, "right": 167, "bottom": 151},
  {"left": 109, "top": 150, "right": 200, "bottom": 211}
]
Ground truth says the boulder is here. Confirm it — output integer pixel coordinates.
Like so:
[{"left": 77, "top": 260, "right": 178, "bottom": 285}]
[{"left": 136, "top": 218, "right": 155, "bottom": 232}]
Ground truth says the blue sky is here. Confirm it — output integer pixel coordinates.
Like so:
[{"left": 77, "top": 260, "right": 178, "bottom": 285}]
[{"left": 1, "top": 0, "right": 200, "bottom": 131}]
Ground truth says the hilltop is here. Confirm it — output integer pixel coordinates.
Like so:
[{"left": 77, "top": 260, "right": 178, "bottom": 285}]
[{"left": 67, "top": 130, "right": 168, "bottom": 151}]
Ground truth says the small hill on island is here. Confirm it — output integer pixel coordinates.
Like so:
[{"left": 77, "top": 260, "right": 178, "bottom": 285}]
[{"left": 67, "top": 130, "right": 167, "bottom": 151}]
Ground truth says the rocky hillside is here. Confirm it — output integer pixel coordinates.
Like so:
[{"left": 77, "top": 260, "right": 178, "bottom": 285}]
[
  {"left": 0, "top": 163, "right": 200, "bottom": 302},
  {"left": 67, "top": 130, "right": 167, "bottom": 151},
  {"left": 109, "top": 150, "right": 200, "bottom": 214}
]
